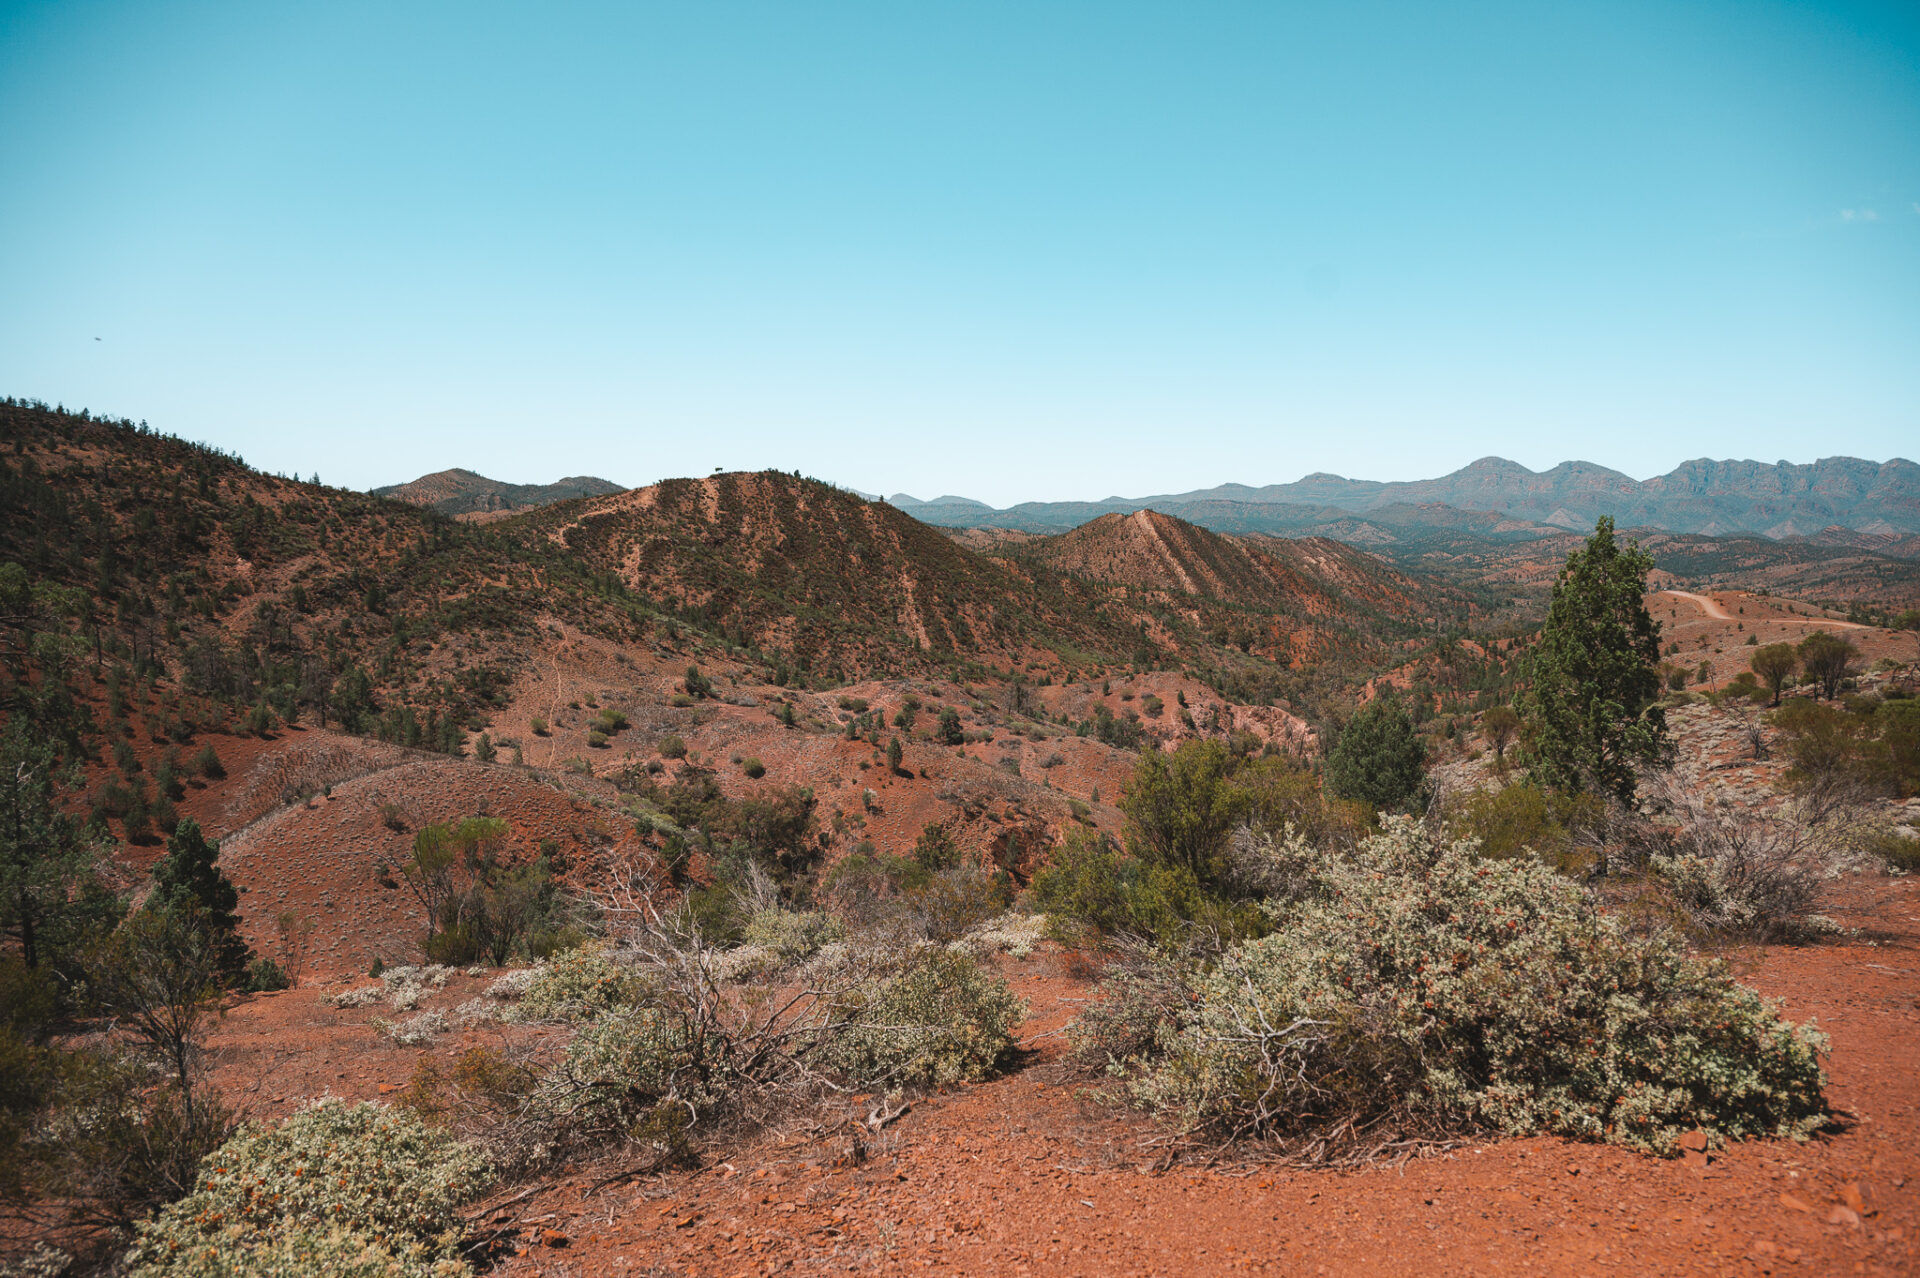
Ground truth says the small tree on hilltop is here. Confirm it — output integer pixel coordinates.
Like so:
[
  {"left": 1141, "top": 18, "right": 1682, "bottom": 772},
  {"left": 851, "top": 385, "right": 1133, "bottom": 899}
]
[
  {"left": 1796, "top": 630, "right": 1857, "bottom": 700},
  {"left": 147, "top": 818, "right": 251, "bottom": 981},
  {"left": 1750, "top": 642, "right": 1798, "bottom": 706},
  {"left": 1324, "top": 695, "right": 1426, "bottom": 812},
  {"left": 1517, "top": 517, "right": 1669, "bottom": 803},
  {"left": 886, "top": 736, "right": 904, "bottom": 775}
]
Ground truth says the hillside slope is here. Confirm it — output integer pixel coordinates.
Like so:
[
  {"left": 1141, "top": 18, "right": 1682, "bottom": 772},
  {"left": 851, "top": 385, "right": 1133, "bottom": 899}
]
[
  {"left": 1024, "top": 509, "right": 1436, "bottom": 622},
  {"left": 521, "top": 473, "right": 1144, "bottom": 677},
  {"left": 375, "top": 467, "right": 625, "bottom": 516}
]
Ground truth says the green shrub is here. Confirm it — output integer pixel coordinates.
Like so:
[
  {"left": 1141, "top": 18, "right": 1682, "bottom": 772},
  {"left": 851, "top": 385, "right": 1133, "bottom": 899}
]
[
  {"left": 1864, "top": 827, "right": 1920, "bottom": 873},
  {"left": 513, "top": 947, "right": 647, "bottom": 1023},
  {"left": 1445, "top": 782, "right": 1603, "bottom": 872},
  {"left": 1112, "top": 819, "right": 1828, "bottom": 1156},
  {"left": 1324, "top": 696, "right": 1425, "bottom": 812},
  {"left": 126, "top": 1100, "right": 489, "bottom": 1278},
  {"left": 587, "top": 730, "right": 609, "bottom": 749},
  {"left": 658, "top": 735, "right": 687, "bottom": 759},
  {"left": 912, "top": 866, "right": 1011, "bottom": 944},
  {"left": 243, "top": 958, "right": 290, "bottom": 992},
  {"left": 911, "top": 821, "right": 961, "bottom": 872},
  {"left": 822, "top": 950, "right": 1024, "bottom": 1088},
  {"left": 1030, "top": 826, "right": 1259, "bottom": 949},
  {"left": 741, "top": 757, "right": 765, "bottom": 779}
]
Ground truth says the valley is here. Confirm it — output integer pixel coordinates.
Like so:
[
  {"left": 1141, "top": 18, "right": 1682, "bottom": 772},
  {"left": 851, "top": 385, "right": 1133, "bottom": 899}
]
[{"left": 4, "top": 400, "right": 1919, "bottom": 1277}]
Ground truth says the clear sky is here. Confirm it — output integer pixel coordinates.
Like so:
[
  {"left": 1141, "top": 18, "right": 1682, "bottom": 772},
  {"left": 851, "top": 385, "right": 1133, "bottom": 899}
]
[{"left": 2, "top": 1, "right": 1915, "bottom": 506}]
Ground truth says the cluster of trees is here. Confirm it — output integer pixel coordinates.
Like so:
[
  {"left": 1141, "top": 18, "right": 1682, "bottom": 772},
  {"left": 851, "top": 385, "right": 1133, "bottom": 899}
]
[
  {"left": 1033, "top": 738, "right": 1369, "bottom": 946},
  {"left": 397, "top": 817, "right": 576, "bottom": 965},
  {"left": 4, "top": 721, "right": 275, "bottom": 1258},
  {"left": 1066, "top": 516, "right": 1680, "bottom": 941},
  {"left": 1749, "top": 630, "right": 1860, "bottom": 705}
]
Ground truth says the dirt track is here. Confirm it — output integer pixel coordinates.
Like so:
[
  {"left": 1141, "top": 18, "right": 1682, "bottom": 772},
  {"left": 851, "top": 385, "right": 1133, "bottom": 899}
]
[{"left": 1659, "top": 590, "right": 1866, "bottom": 630}]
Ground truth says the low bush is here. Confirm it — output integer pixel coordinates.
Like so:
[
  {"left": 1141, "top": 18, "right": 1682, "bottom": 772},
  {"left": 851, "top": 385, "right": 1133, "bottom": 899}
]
[
  {"left": 529, "top": 1007, "right": 717, "bottom": 1151},
  {"left": 911, "top": 865, "right": 1011, "bottom": 944},
  {"left": 739, "top": 909, "right": 845, "bottom": 962},
  {"left": 658, "top": 734, "right": 687, "bottom": 759},
  {"left": 126, "top": 1100, "right": 489, "bottom": 1278},
  {"left": 1773, "top": 696, "right": 1920, "bottom": 807},
  {"left": 242, "top": 958, "right": 290, "bottom": 992},
  {"left": 1863, "top": 827, "right": 1920, "bottom": 873},
  {"left": 822, "top": 950, "right": 1024, "bottom": 1088},
  {"left": 953, "top": 911, "right": 1048, "bottom": 959},
  {"left": 375, "top": 1010, "right": 449, "bottom": 1046},
  {"left": 1030, "top": 826, "right": 1262, "bottom": 949},
  {"left": 1444, "top": 782, "right": 1603, "bottom": 873},
  {"left": 1632, "top": 778, "right": 1842, "bottom": 941},
  {"left": 1094, "top": 818, "right": 1827, "bottom": 1158},
  {"left": 513, "top": 947, "right": 649, "bottom": 1024}
]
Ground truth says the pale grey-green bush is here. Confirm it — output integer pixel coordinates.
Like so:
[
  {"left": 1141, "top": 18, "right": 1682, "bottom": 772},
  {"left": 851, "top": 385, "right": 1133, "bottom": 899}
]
[
  {"left": 511, "top": 946, "right": 648, "bottom": 1023},
  {"left": 126, "top": 1100, "right": 489, "bottom": 1278},
  {"left": 1094, "top": 818, "right": 1828, "bottom": 1156},
  {"left": 129, "top": 1224, "right": 467, "bottom": 1278},
  {"left": 822, "top": 950, "right": 1024, "bottom": 1088},
  {"left": 739, "top": 909, "right": 845, "bottom": 962},
  {"left": 530, "top": 1006, "right": 719, "bottom": 1142}
]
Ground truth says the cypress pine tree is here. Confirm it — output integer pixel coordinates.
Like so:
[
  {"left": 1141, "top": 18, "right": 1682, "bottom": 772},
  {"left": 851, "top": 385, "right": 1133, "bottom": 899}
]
[
  {"left": 148, "top": 818, "right": 252, "bottom": 980},
  {"left": 1517, "top": 517, "right": 1670, "bottom": 802},
  {"left": 1324, "top": 695, "right": 1426, "bottom": 812}
]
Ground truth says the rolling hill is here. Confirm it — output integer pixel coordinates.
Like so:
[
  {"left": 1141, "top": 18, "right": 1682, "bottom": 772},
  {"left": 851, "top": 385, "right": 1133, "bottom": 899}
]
[{"left": 375, "top": 467, "right": 625, "bottom": 517}]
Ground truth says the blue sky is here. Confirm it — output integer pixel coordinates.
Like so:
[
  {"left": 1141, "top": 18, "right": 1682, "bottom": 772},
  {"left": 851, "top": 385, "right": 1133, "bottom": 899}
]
[{"left": 1, "top": 1, "right": 1915, "bottom": 505}]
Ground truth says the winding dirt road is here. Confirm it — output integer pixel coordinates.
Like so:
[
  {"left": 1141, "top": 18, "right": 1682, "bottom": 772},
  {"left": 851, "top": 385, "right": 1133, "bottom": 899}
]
[{"left": 1660, "top": 590, "right": 1866, "bottom": 629}]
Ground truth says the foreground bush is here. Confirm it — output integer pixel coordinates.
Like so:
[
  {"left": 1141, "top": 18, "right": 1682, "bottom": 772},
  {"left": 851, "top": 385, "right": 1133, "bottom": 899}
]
[
  {"left": 1089, "top": 819, "right": 1826, "bottom": 1156},
  {"left": 822, "top": 950, "right": 1024, "bottom": 1088},
  {"left": 126, "top": 1100, "right": 489, "bottom": 1278}
]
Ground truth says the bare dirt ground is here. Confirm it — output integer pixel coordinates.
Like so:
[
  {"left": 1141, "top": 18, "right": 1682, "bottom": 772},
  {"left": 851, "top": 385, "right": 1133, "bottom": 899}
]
[
  {"left": 1651, "top": 589, "right": 1919, "bottom": 692},
  {"left": 200, "top": 869, "right": 1920, "bottom": 1277}
]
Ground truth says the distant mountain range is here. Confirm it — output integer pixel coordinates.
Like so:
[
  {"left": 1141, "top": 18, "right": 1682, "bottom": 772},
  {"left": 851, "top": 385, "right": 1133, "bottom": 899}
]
[
  {"left": 375, "top": 468, "right": 625, "bottom": 517},
  {"left": 890, "top": 455, "right": 1920, "bottom": 542}
]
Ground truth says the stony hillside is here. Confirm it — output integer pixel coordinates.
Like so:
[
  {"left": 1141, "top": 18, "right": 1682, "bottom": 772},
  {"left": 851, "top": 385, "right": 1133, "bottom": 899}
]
[
  {"left": 1021, "top": 509, "right": 1437, "bottom": 623},
  {"left": 516, "top": 472, "right": 1151, "bottom": 679},
  {"left": 374, "top": 467, "right": 625, "bottom": 517}
]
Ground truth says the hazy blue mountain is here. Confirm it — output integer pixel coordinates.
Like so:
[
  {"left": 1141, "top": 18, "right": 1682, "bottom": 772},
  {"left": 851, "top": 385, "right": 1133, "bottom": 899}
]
[{"left": 892, "top": 456, "right": 1920, "bottom": 540}]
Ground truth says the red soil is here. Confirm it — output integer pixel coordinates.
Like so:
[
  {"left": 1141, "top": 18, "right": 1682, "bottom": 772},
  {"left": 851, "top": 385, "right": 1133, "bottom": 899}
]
[{"left": 200, "top": 871, "right": 1920, "bottom": 1277}]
